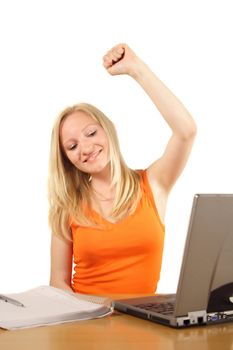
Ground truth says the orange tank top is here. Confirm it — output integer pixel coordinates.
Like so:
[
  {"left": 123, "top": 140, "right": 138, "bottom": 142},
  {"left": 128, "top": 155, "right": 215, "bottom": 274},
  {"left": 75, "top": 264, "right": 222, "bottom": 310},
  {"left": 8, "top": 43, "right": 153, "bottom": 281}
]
[{"left": 70, "top": 169, "right": 165, "bottom": 294}]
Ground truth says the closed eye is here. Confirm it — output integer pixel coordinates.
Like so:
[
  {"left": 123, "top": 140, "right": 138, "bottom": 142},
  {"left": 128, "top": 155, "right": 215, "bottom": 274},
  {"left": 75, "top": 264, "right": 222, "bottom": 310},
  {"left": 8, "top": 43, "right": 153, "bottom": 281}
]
[
  {"left": 68, "top": 144, "right": 77, "bottom": 151},
  {"left": 88, "top": 130, "right": 97, "bottom": 137}
]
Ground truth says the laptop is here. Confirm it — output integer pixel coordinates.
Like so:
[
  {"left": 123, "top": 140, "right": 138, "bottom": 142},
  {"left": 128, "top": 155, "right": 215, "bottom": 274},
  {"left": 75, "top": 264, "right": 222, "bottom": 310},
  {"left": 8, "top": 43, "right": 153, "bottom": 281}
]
[{"left": 114, "top": 194, "right": 233, "bottom": 328}]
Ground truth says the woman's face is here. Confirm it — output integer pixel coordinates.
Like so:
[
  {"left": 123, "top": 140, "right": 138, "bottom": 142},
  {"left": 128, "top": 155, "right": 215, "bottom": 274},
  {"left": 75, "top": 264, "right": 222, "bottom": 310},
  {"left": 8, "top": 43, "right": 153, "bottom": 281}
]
[{"left": 60, "top": 111, "right": 110, "bottom": 174}]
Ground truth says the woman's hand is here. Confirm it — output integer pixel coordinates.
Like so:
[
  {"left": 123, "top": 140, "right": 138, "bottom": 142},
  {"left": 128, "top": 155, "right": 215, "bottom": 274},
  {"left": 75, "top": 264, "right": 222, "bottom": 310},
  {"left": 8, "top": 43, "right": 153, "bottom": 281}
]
[{"left": 103, "top": 43, "right": 141, "bottom": 77}]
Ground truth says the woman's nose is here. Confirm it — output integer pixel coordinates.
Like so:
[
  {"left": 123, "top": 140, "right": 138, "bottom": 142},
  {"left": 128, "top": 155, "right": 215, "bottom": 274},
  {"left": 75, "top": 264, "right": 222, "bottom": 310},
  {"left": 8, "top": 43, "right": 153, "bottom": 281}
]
[{"left": 80, "top": 140, "right": 94, "bottom": 155}]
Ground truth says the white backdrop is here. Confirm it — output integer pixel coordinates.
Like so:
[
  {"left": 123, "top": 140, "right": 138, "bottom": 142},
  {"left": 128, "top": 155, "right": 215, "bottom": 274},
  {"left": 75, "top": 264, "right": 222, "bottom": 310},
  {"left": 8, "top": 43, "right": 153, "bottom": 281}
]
[{"left": 0, "top": 0, "right": 232, "bottom": 293}]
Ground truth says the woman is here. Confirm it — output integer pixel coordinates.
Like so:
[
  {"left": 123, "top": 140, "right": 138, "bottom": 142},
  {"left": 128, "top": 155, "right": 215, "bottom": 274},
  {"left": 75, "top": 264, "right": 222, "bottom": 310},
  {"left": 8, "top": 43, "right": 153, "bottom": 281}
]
[{"left": 49, "top": 43, "right": 197, "bottom": 295}]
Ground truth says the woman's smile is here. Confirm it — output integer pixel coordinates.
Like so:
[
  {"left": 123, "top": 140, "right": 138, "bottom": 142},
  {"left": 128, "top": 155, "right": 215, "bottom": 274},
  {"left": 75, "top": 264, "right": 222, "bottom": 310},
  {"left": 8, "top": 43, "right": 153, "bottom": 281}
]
[{"left": 83, "top": 149, "right": 102, "bottom": 163}]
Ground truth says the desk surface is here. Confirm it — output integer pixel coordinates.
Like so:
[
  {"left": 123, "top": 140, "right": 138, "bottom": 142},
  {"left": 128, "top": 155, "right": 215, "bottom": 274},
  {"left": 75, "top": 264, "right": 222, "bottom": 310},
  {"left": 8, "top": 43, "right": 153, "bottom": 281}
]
[{"left": 1, "top": 310, "right": 233, "bottom": 350}]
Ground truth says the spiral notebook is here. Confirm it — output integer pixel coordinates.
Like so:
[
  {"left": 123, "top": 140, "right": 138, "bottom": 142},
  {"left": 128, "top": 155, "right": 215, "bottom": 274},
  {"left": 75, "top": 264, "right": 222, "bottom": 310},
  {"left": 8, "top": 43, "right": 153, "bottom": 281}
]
[{"left": 0, "top": 285, "right": 113, "bottom": 330}]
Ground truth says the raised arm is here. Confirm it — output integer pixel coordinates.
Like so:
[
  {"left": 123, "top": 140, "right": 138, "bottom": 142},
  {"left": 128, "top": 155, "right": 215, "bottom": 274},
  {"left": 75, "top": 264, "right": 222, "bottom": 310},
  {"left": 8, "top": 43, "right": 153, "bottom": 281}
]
[{"left": 103, "top": 43, "right": 197, "bottom": 220}]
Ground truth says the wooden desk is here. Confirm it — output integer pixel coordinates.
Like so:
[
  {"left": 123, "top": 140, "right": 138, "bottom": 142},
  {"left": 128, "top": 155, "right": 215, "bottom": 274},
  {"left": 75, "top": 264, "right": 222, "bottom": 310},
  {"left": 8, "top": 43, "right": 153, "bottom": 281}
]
[{"left": 1, "top": 310, "right": 233, "bottom": 350}]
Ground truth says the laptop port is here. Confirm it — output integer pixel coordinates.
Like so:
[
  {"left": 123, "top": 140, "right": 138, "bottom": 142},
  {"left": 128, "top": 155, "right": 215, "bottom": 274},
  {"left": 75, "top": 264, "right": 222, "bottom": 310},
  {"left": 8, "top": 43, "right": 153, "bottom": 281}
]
[
  {"left": 183, "top": 319, "right": 190, "bottom": 326},
  {"left": 211, "top": 315, "right": 218, "bottom": 322},
  {"left": 198, "top": 316, "right": 204, "bottom": 324}
]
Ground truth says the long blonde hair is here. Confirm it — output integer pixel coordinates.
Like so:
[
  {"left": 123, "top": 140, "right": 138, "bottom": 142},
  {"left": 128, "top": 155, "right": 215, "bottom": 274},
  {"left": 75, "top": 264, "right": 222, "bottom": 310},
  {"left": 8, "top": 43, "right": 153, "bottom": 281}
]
[{"left": 48, "top": 103, "right": 142, "bottom": 241}]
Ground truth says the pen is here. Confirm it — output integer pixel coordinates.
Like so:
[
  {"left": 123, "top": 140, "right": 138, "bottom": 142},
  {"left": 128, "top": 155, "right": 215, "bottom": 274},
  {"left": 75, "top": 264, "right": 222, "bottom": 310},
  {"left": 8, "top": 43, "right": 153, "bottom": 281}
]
[{"left": 0, "top": 294, "right": 25, "bottom": 307}]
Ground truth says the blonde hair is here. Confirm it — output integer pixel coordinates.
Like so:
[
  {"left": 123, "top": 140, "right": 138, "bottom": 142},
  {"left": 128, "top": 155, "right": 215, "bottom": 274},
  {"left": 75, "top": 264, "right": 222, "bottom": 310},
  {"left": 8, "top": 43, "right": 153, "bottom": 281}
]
[{"left": 48, "top": 103, "right": 142, "bottom": 241}]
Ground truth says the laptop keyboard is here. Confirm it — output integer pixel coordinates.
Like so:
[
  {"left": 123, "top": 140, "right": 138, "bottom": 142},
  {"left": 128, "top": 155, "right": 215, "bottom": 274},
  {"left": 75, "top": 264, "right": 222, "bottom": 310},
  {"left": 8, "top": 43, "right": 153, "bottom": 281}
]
[{"left": 135, "top": 301, "right": 175, "bottom": 315}]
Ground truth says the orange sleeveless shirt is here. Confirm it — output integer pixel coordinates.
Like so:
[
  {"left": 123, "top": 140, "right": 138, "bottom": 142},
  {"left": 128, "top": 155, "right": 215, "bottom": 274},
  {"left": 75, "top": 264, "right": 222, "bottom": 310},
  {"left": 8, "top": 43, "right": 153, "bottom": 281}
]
[{"left": 70, "top": 170, "right": 165, "bottom": 294}]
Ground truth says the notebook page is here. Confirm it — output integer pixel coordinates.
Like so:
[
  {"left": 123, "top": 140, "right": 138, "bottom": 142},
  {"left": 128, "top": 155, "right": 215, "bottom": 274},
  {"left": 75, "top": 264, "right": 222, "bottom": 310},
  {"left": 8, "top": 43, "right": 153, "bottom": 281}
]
[{"left": 0, "top": 286, "right": 111, "bottom": 324}]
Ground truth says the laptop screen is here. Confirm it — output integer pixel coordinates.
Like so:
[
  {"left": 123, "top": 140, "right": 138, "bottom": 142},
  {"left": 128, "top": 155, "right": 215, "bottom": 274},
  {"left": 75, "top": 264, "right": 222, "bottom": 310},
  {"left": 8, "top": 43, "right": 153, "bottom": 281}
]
[{"left": 174, "top": 194, "right": 233, "bottom": 316}]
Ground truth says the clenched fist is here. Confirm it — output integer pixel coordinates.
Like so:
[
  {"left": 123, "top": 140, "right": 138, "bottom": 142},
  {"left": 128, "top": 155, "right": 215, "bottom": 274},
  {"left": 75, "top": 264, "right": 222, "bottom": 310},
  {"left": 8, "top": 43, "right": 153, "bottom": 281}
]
[{"left": 102, "top": 43, "right": 141, "bottom": 77}]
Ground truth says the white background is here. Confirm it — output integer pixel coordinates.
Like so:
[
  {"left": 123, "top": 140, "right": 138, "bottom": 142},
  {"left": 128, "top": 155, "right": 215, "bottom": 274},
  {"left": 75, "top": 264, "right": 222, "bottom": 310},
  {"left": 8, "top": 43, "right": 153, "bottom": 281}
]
[{"left": 0, "top": 0, "right": 232, "bottom": 293}]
